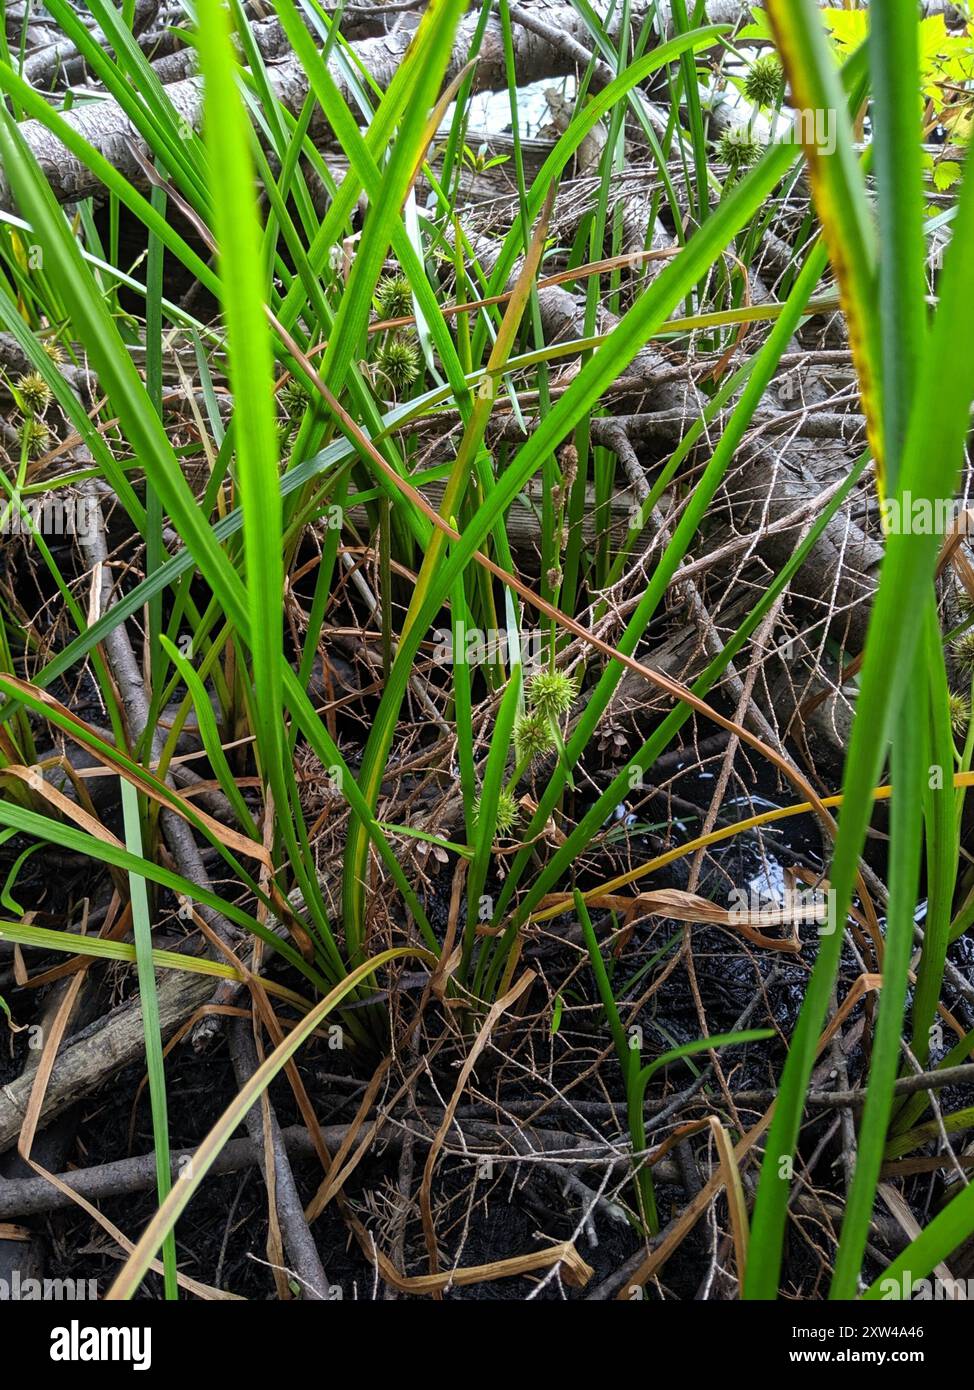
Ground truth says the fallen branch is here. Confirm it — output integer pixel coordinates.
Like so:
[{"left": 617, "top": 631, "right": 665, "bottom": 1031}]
[{"left": 0, "top": 1117, "right": 682, "bottom": 1219}]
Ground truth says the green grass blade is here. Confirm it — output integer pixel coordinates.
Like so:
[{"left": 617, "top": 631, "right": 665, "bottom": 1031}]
[
  {"left": 766, "top": 0, "right": 882, "bottom": 480},
  {"left": 745, "top": 138, "right": 974, "bottom": 1300},
  {"left": 461, "top": 666, "right": 523, "bottom": 983},
  {"left": 196, "top": 0, "right": 285, "bottom": 813},
  {"left": 119, "top": 779, "right": 177, "bottom": 1299},
  {"left": 829, "top": 0, "right": 929, "bottom": 1297},
  {"left": 829, "top": 685, "right": 926, "bottom": 1296}
]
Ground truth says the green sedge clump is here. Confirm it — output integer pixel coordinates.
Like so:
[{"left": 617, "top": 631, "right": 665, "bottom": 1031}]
[
  {"left": 474, "top": 787, "right": 519, "bottom": 836},
  {"left": 375, "top": 334, "right": 421, "bottom": 391},
  {"left": 18, "top": 417, "right": 52, "bottom": 458},
  {"left": 376, "top": 273, "right": 412, "bottom": 320},
  {"left": 953, "top": 630, "right": 974, "bottom": 672},
  {"left": 42, "top": 339, "right": 64, "bottom": 364},
  {"left": 716, "top": 127, "right": 762, "bottom": 173},
  {"left": 15, "top": 371, "right": 52, "bottom": 416},
  {"left": 527, "top": 668, "right": 579, "bottom": 720},
  {"left": 514, "top": 710, "right": 556, "bottom": 765},
  {"left": 949, "top": 690, "right": 971, "bottom": 736},
  {"left": 744, "top": 54, "right": 784, "bottom": 108}
]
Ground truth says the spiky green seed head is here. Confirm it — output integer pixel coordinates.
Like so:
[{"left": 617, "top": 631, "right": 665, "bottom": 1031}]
[
  {"left": 952, "top": 631, "right": 974, "bottom": 672},
  {"left": 281, "top": 377, "right": 310, "bottom": 418},
  {"left": 949, "top": 690, "right": 971, "bottom": 735},
  {"left": 42, "top": 340, "right": 65, "bottom": 364},
  {"left": 18, "top": 417, "right": 52, "bottom": 458},
  {"left": 716, "top": 127, "right": 762, "bottom": 171},
  {"left": 956, "top": 588, "right": 974, "bottom": 620},
  {"left": 15, "top": 371, "right": 52, "bottom": 416},
  {"left": 744, "top": 54, "right": 784, "bottom": 108},
  {"left": 514, "top": 710, "right": 556, "bottom": 764},
  {"left": 376, "top": 273, "right": 412, "bottom": 319},
  {"left": 375, "top": 334, "right": 421, "bottom": 391},
  {"left": 474, "top": 787, "right": 519, "bottom": 836},
  {"left": 527, "top": 668, "right": 579, "bottom": 720}
]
